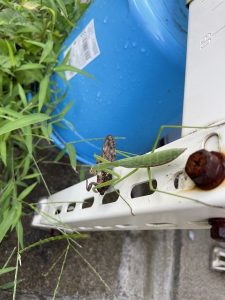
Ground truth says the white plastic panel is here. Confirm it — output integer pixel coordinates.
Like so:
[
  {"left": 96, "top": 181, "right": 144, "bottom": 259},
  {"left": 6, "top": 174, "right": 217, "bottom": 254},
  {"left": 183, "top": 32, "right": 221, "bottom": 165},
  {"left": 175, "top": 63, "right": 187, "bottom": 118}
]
[{"left": 183, "top": 0, "right": 225, "bottom": 134}]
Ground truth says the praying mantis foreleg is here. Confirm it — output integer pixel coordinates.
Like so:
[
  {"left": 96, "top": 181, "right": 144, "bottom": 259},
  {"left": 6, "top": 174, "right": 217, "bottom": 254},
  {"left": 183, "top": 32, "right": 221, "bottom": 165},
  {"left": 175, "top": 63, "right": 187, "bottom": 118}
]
[{"left": 90, "top": 167, "right": 120, "bottom": 193}]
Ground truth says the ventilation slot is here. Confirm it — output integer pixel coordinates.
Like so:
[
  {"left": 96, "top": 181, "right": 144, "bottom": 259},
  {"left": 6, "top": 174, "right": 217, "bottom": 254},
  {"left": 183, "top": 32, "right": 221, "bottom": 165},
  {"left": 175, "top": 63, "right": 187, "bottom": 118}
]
[
  {"left": 102, "top": 190, "right": 119, "bottom": 204},
  {"left": 131, "top": 180, "right": 157, "bottom": 198},
  {"left": 115, "top": 224, "right": 138, "bottom": 229},
  {"left": 79, "top": 226, "right": 93, "bottom": 230},
  {"left": 54, "top": 206, "right": 62, "bottom": 215},
  {"left": 145, "top": 223, "right": 176, "bottom": 228},
  {"left": 82, "top": 197, "right": 94, "bottom": 209},
  {"left": 94, "top": 226, "right": 113, "bottom": 229},
  {"left": 67, "top": 202, "right": 76, "bottom": 212},
  {"left": 174, "top": 170, "right": 195, "bottom": 190}
]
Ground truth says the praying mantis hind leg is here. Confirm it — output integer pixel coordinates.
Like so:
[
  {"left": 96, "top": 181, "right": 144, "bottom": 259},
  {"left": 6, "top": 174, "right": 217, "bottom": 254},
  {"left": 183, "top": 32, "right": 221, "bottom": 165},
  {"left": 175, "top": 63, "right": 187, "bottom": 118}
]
[{"left": 151, "top": 124, "right": 216, "bottom": 152}]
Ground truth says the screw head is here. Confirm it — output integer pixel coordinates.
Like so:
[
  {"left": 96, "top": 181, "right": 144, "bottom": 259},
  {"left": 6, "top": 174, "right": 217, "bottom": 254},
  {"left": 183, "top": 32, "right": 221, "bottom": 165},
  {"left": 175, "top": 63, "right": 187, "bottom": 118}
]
[{"left": 185, "top": 149, "right": 225, "bottom": 190}]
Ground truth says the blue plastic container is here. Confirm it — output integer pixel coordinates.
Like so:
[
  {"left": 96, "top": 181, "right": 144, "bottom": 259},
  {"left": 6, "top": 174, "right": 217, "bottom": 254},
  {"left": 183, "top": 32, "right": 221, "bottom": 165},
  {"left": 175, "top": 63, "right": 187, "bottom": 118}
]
[{"left": 51, "top": 0, "right": 188, "bottom": 164}]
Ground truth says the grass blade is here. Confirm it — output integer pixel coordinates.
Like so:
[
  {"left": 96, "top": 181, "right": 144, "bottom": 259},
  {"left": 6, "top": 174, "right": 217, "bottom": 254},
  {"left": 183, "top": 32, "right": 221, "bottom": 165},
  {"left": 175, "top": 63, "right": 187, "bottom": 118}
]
[
  {"left": 16, "top": 221, "right": 24, "bottom": 250},
  {"left": 17, "top": 182, "right": 37, "bottom": 202},
  {"left": 16, "top": 63, "right": 45, "bottom": 71},
  {"left": 38, "top": 75, "right": 50, "bottom": 112},
  {"left": 56, "top": 0, "right": 68, "bottom": 17},
  {"left": 54, "top": 64, "right": 94, "bottom": 79},
  {"left": 0, "top": 140, "right": 7, "bottom": 166},
  {"left": 40, "top": 38, "right": 53, "bottom": 64},
  {"left": 5, "top": 41, "right": 15, "bottom": 67},
  {"left": 0, "top": 267, "right": 16, "bottom": 276},
  {"left": 20, "top": 233, "right": 88, "bottom": 254},
  {"left": 52, "top": 244, "right": 69, "bottom": 300},
  {"left": 18, "top": 83, "right": 27, "bottom": 107},
  {"left": 0, "top": 208, "right": 16, "bottom": 243},
  {"left": 24, "top": 40, "right": 45, "bottom": 48},
  {"left": 0, "top": 114, "right": 50, "bottom": 136},
  {"left": 23, "top": 126, "right": 33, "bottom": 154},
  {"left": 0, "top": 280, "right": 23, "bottom": 291},
  {"left": 66, "top": 143, "right": 76, "bottom": 170},
  {"left": 0, "top": 181, "right": 14, "bottom": 205}
]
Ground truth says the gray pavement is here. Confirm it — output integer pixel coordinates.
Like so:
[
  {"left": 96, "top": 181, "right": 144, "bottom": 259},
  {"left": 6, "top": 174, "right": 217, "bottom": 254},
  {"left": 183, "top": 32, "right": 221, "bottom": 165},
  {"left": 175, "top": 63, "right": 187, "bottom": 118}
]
[{"left": 0, "top": 148, "right": 225, "bottom": 300}]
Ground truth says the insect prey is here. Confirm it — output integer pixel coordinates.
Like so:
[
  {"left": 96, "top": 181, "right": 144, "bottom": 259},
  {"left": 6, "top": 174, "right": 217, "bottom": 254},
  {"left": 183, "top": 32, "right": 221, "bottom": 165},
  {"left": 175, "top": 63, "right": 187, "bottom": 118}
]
[{"left": 86, "top": 135, "right": 116, "bottom": 195}]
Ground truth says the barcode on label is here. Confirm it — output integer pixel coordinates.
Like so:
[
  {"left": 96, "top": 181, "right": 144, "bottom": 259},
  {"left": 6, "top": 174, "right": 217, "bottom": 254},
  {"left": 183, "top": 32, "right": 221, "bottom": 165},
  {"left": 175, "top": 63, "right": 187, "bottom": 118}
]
[
  {"left": 64, "top": 19, "right": 100, "bottom": 80},
  {"left": 82, "top": 36, "right": 91, "bottom": 60}
]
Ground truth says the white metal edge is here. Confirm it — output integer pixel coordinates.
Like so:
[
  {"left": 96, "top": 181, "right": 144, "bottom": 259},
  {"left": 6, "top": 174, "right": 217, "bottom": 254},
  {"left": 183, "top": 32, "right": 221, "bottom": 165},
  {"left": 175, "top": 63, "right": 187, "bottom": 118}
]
[{"left": 32, "top": 122, "right": 225, "bottom": 232}]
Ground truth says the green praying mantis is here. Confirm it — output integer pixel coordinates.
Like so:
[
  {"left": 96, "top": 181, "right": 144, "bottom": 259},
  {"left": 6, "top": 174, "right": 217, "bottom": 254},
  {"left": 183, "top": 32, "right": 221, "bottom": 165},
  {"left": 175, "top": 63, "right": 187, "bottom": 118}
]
[{"left": 87, "top": 124, "right": 225, "bottom": 211}]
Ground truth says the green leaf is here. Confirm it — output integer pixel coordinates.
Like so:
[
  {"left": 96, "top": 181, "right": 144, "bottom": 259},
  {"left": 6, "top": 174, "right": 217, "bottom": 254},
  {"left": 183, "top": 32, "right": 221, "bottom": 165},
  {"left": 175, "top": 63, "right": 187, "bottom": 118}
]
[
  {"left": 38, "top": 75, "right": 50, "bottom": 112},
  {"left": 0, "top": 107, "right": 21, "bottom": 118},
  {"left": 15, "top": 63, "right": 45, "bottom": 71},
  {"left": 41, "top": 122, "right": 50, "bottom": 140},
  {"left": 23, "top": 173, "right": 40, "bottom": 180},
  {"left": 66, "top": 143, "right": 76, "bottom": 170},
  {"left": 54, "top": 147, "right": 67, "bottom": 162},
  {"left": 47, "top": 123, "right": 53, "bottom": 136},
  {"left": 40, "top": 38, "right": 53, "bottom": 64},
  {"left": 0, "top": 113, "right": 50, "bottom": 136},
  {"left": 22, "top": 126, "right": 32, "bottom": 154},
  {"left": 0, "top": 140, "right": 7, "bottom": 166},
  {"left": 0, "top": 72, "right": 2, "bottom": 96},
  {"left": 22, "top": 1, "right": 40, "bottom": 10},
  {"left": 54, "top": 64, "right": 94, "bottom": 79},
  {"left": 18, "top": 83, "right": 27, "bottom": 107},
  {"left": 0, "top": 181, "right": 14, "bottom": 205},
  {"left": 0, "top": 280, "right": 23, "bottom": 290},
  {"left": 40, "top": 6, "right": 56, "bottom": 26},
  {"left": 11, "top": 202, "right": 22, "bottom": 230},
  {"left": 0, "top": 267, "right": 16, "bottom": 276},
  {"left": 20, "top": 156, "right": 31, "bottom": 178},
  {"left": 56, "top": 0, "right": 68, "bottom": 17},
  {"left": 16, "top": 220, "right": 24, "bottom": 249},
  {"left": 16, "top": 69, "right": 43, "bottom": 85},
  {"left": 24, "top": 40, "right": 45, "bottom": 48},
  {"left": 5, "top": 40, "right": 15, "bottom": 67},
  {"left": 0, "top": 208, "right": 16, "bottom": 243},
  {"left": 58, "top": 101, "right": 73, "bottom": 118},
  {"left": 17, "top": 182, "right": 37, "bottom": 202}
]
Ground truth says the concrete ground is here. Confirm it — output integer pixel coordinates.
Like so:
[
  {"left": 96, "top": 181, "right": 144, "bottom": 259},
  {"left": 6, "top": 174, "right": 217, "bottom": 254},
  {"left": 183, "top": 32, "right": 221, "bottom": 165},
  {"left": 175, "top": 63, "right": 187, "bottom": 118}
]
[{"left": 0, "top": 148, "right": 225, "bottom": 300}]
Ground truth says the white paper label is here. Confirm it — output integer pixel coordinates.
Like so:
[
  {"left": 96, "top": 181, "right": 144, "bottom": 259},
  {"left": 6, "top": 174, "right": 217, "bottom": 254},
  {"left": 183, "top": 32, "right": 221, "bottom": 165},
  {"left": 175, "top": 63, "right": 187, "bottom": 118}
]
[{"left": 64, "top": 19, "right": 100, "bottom": 80}]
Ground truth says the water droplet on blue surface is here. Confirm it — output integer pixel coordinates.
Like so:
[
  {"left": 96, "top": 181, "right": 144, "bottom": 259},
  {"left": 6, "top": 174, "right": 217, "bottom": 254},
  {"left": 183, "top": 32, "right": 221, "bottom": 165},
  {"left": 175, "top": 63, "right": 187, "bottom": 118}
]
[
  {"left": 97, "top": 91, "right": 101, "bottom": 97},
  {"left": 124, "top": 41, "right": 129, "bottom": 49}
]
